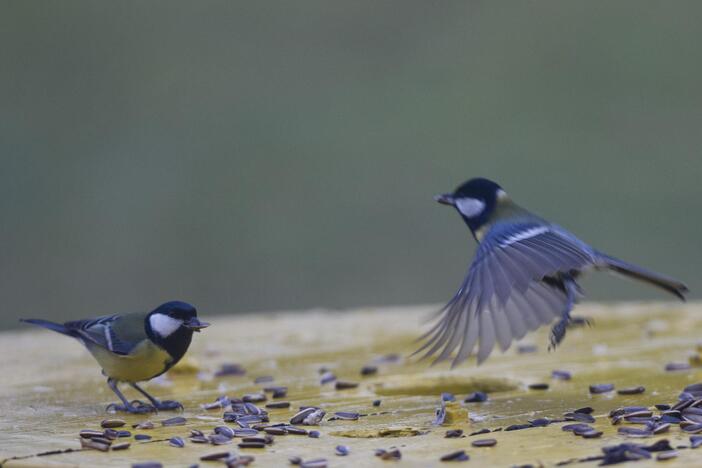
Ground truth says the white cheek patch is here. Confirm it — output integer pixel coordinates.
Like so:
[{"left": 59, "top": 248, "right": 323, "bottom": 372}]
[
  {"left": 149, "top": 314, "right": 183, "bottom": 338},
  {"left": 455, "top": 197, "right": 486, "bottom": 218}
]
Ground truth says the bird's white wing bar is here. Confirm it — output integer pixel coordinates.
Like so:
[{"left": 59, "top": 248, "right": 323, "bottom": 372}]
[{"left": 418, "top": 224, "right": 596, "bottom": 366}]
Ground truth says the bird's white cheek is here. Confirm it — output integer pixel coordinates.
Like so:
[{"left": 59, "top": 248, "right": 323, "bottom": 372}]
[
  {"left": 149, "top": 314, "right": 182, "bottom": 337},
  {"left": 455, "top": 197, "right": 485, "bottom": 218}
]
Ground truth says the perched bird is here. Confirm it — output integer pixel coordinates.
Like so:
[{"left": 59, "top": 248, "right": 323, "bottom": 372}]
[
  {"left": 21, "top": 301, "right": 208, "bottom": 413},
  {"left": 417, "top": 178, "right": 688, "bottom": 366}
]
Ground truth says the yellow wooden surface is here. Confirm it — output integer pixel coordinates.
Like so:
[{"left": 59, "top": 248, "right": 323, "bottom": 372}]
[{"left": 1, "top": 302, "right": 701, "bottom": 467}]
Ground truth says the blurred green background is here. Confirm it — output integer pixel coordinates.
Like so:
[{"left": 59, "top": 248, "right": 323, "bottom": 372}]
[{"left": 1, "top": 1, "right": 700, "bottom": 330}]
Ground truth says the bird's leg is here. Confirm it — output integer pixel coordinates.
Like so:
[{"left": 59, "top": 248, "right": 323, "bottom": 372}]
[
  {"left": 105, "top": 378, "right": 155, "bottom": 414},
  {"left": 548, "top": 276, "right": 580, "bottom": 351},
  {"left": 130, "top": 382, "right": 184, "bottom": 411}
]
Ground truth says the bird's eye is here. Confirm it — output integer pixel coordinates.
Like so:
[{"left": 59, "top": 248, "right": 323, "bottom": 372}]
[{"left": 455, "top": 197, "right": 485, "bottom": 218}]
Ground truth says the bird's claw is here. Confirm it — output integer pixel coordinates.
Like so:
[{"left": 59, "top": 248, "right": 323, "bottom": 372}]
[
  {"left": 106, "top": 400, "right": 156, "bottom": 414},
  {"left": 152, "top": 400, "right": 184, "bottom": 411},
  {"left": 569, "top": 316, "right": 593, "bottom": 328},
  {"left": 548, "top": 315, "right": 595, "bottom": 351}
]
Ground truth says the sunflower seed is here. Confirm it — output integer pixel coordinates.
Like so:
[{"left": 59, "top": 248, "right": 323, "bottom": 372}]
[
  {"left": 285, "top": 426, "right": 309, "bottom": 435},
  {"left": 618, "top": 386, "right": 646, "bottom": 395},
  {"left": 469, "top": 428, "right": 490, "bottom": 436},
  {"left": 134, "top": 434, "right": 152, "bottom": 441},
  {"left": 117, "top": 430, "right": 131, "bottom": 438},
  {"left": 303, "top": 409, "right": 326, "bottom": 425},
  {"left": 528, "top": 383, "right": 549, "bottom": 390},
  {"left": 665, "top": 362, "right": 691, "bottom": 372},
  {"left": 79, "top": 429, "right": 104, "bottom": 439},
  {"left": 335, "top": 381, "right": 358, "bottom": 390},
  {"left": 161, "top": 416, "right": 187, "bottom": 426},
  {"left": 238, "top": 441, "right": 266, "bottom": 449},
  {"left": 517, "top": 344, "right": 538, "bottom": 354},
  {"left": 131, "top": 463, "right": 162, "bottom": 468},
  {"left": 215, "top": 363, "right": 246, "bottom": 377},
  {"left": 300, "top": 458, "right": 327, "bottom": 468},
  {"left": 132, "top": 420, "right": 155, "bottom": 430},
  {"left": 101, "top": 419, "right": 126, "bottom": 428},
  {"left": 361, "top": 365, "right": 378, "bottom": 376},
  {"left": 332, "top": 411, "right": 359, "bottom": 420},
  {"left": 445, "top": 429, "right": 464, "bottom": 438},
  {"left": 440, "top": 449, "right": 470, "bottom": 461},
  {"left": 102, "top": 428, "right": 119, "bottom": 440},
  {"left": 320, "top": 372, "right": 336, "bottom": 384},
  {"left": 335, "top": 445, "right": 349, "bottom": 456},
  {"left": 190, "top": 435, "right": 209, "bottom": 443},
  {"left": 562, "top": 423, "right": 593, "bottom": 433},
  {"left": 80, "top": 438, "right": 111, "bottom": 451},
  {"left": 472, "top": 438, "right": 497, "bottom": 447},
  {"left": 308, "top": 430, "right": 321, "bottom": 438},
  {"left": 266, "top": 401, "right": 291, "bottom": 409},
  {"left": 464, "top": 391, "right": 488, "bottom": 403},
  {"left": 169, "top": 437, "right": 185, "bottom": 448},
  {"left": 210, "top": 434, "right": 234, "bottom": 445},
  {"left": 215, "top": 426, "right": 236, "bottom": 439},
  {"left": 232, "top": 428, "right": 259, "bottom": 437},
  {"left": 373, "top": 399, "right": 382, "bottom": 407},
  {"left": 589, "top": 384, "right": 614, "bottom": 394},
  {"left": 551, "top": 370, "right": 572, "bottom": 380},
  {"left": 691, "top": 435, "right": 702, "bottom": 448},
  {"left": 579, "top": 429, "right": 603, "bottom": 438},
  {"left": 617, "top": 427, "right": 652, "bottom": 437},
  {"left": 111, "top": 442, "right": 130, "bottom": 450},
  {"left": 201, "top": 451, "right": 232, "bottom": 461},
  {"left": 656, "top": 450, "right": 678, "bottom": 461},
  {"left": 243, "top": 393, "right": 266, "bottom": 403},
  {"left": 290, "top": 408, "right": 316, "bottom": 425}
]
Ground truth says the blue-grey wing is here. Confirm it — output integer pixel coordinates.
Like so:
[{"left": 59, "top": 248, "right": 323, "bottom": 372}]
[
  {"left": 417, "top": 222, "right": 596, "bottom": 366},
  {"left": 64, "top": 314, "right": 135, "bottom": 355}
]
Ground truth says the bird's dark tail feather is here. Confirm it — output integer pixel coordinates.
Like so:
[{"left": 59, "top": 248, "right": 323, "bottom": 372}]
[
  {"left": 598, "top": 254, "right": 689, "bottom": 301},
  {"left": 20, "top": 318, "right": 73, "bottom": 336}
]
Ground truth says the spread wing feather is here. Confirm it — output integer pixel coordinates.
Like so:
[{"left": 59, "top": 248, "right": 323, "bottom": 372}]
[{"left": 419, "top": 223, "right": 595, "bottom": 366}]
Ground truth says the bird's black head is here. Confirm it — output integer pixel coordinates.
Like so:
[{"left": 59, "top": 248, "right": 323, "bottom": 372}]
[
  {"left": 435, "top": 178, "right": 505, "bottom": 234},
  {"left": 145, "top": 301, "right": 209, "bottom": 364}
]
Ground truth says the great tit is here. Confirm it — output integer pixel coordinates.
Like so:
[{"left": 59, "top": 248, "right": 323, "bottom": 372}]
[
  {"left": 21, "top": 300, "right": 208, "bottom": 413},
  {"left": 417, "top": 178, "right": 688, "bottom": 367}
]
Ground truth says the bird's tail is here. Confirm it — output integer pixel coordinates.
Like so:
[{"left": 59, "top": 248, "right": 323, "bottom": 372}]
[
  {"left": 597, "top": 253, "right": 688, "bottom": 301},
  {"left": 20, "top": 318, "right": 73, "bottom": 336}
]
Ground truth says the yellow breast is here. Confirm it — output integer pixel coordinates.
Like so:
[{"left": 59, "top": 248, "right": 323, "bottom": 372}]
[{"left": 87, "top": 340, "right": 172, "bottom": 382}]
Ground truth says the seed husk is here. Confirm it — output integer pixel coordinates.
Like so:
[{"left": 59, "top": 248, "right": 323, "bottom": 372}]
[
  {"left": 472, "top": 438, "right": 497, "bottom": 447},
  {"left": 201, "top": 451, "right": 233, "bottom": 461},
  {"left": 80, "top": 436, "right": 111, "bottom": 451},
  {"left": 656, "top": 450, "right": 678, "bottom": 461},
  {"left": 551, "top": 370, "right": 572, "bottom": 380},
  {"left": 169, "top": 436, "right": 185, "bottom": 448},
  {"left": 464, "top": 391, "right": 488, "bottom": 403},
  {"left": 266, "top": 401, "right": 291, "bottom": 409},
  {"left": 132, "top": 420, "right": 155, "bottom": 430},
  {"left": 302, "top": 409, "right": 326, "bottom": 425},
  {"left": 111, "top": 442, "right": 130, "bottom": 450},
  {"left": 79, "top": 429, "right": 103, "bottom": 439},
  {"left": 161, "top": 416, "right": 187, "bottom": 427},
  {"left": 332, "top": 411, "right": 359, "bottom": 421},
  {"left": 590, "top": 383, "right": 615, "bottom": 394},
  {"left": 375, "top": 447, "right": 401, "bottom": 460},
  {"left": 232, "top": 428, "right": 259, "bottom": 437},
  {"left": 335, "top": 445, "right": 349, "bottom": 456},
  {"left": 210, "top": 434, "right": 234, "bottom": 445},
  {"left": 290, "top": 408, "right": 317, "bottom": 425},
  {"left": 440, "top": 449, "right": 469, "bottom": 461},
  {"left": 190, "top": 435, "right": 209, "bottom": 443},
  {"left": 101, "top": 419, "right": 126, "bottom": 428},
  {"left": 102, "top": 428, "right": 119, "bottom": 440},
  {"left": 618, "top": 386, "right": 646, "bottom": 395},
  {"left": 243, "top": 393, "right": 267, "bottom": 403},
  {"left": 335, "top": 381, "right": 358, "bottom": 390},
  {"left": 238, "top": 441, "right": 266, "bottom": 449}
]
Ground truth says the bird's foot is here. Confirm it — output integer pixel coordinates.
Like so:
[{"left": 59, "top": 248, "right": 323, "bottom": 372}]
[
  {"left": 568, "top": 316, "right": 593, "bottom": 328},
  {"left": 151, "top": 400, "right": 184, "bottom": 411},
  {"left": 548, "top": 318, "right": 569, "bottom": 352},
  {"left": 106, "top": 400, "right": 156, "bottom": 414}
]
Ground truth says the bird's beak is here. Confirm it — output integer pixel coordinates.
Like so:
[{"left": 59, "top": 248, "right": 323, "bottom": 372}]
[
  {"left": 434, "top": 193, "right": 455, "bottom": 206},
  {"left": 184, "top": 318, "right": 209, "bottom": 332}
]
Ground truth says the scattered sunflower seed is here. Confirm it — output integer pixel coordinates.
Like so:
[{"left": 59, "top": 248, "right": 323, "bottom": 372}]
[
  {"left": 134, "top": 434, "right": 152, "bottom": 441},
  {"left": 111, "top": 442, "right": 130, "bottom": 450},
  {"left": 691, "top": 435, "right": 702, "bottom": 448},
  {"left": 116, "top": 430, "right": 131, "bottom": 438},
  {"left": 243, "top": 393, "right": 266, "bottom": 403},
  {"left": 517, "top": 344, "right": 538, "bottom": 354},
  {"left": 266, "top": 401, "right": 291, "bottom": 409},
  {"left": 375, "top": 447, "right": 401, "bottom": 460},
  {"left": 320, "top": 372, "right": 336, "bottom": 385},
  {"left": 335, "top": 381, "right": 358, "bottom": 390},
  {"left": 372, "top": 399, "right": 382, "bottom": 407},
  {"left": 665, "top": 362, "right": 691, "bottom": 372},
  {"left": 528, "top": 383, "right": 549, "bottom": 390},
  {"left": 300, "top": 458, "right": 327, "bottom": 468},
  {"left": 441, "top": 392, "right": 456, "bottom": 401},
  {"left": 361, "top": 365, "right": 378, "bottom": 376},
  {"left": 308, "top": 430, "right": 321, "bottom": 438},
  {"left": 79, "top": 429, "right": 103, "bottom": 438},
  {"left": 201, "top": 451, "right": 233, "bottom": 461},
  {"left": 80, "top": 438, "right": 110, "bottom": 451},
  {"left": 472, "top": 438, "right": 497, "bottom": 447},
  {"left": 254, "top": 375, "right": 274, "bottom": 384},
  {"left": 575, "top": 407, "right": 594, "bottom": 414},
  {"left": 469, "top": 428, "right": 490, "bottom": 436},
  {"left": 618, "top": 386, "right": 646, "bottom": 395},
  {"left": 656, "top": 450, "right": 678, "bottom": 461},
  {"left": 132, "top": 421, "right": 155, "bottom": 430},
  {"left": 161, "top": 416, "right": 187, "bottom": 427},
  {"left": 238, "top": 441, "right": 266, "bottom": 449},
  {"left": 445, "top": 429, "right": 464, "bottom": 438},
  {"left": 332, "top": 411, "right": 359, "bottom": 421},
  {"left": 169, "top": 437, "right": 185, "bottom": 448},
  {"left": 214, "top": 426, "right": 236, "bottom": 439},
  {"left": 335, "top": 445, "right": 349, "bottom": 456},
  {"left": 215, "top": 363, "right": 246, "bottom": 377},
  {"left": 551, "top": 370, "right": 572, "bottom": 380},
  {"left": 464, "top": 391, "right": 488, "bottom": 403},
  {"left": 131, "top": 463, "right": 162, "bottom": 468},
  {"left": 440, "top": 450, "right": 470, "bottom": 462},
  {"left": 101, "top": 419, "right": 126, "bottom": 428},
  {"left": 290, "top": 408, "right": 317, "bottom": 425},
  {"left": 264, "top": 427, "right": 288, "bottom": 435},
  {"left": 210, "top": 434, "right": 234, "bottom": 445},
  {"left": 589, "top": 383, "right": 615, "bottom": 394}
]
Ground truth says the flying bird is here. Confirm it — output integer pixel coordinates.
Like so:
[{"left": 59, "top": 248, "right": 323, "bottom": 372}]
[
  {"left": 417, "top": 178, "right": 687, "bottom": 366},
  {"left": 22, "top": 301, "right": 208, "bottom": 413}
]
